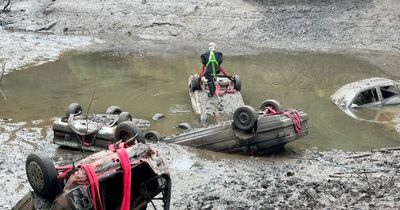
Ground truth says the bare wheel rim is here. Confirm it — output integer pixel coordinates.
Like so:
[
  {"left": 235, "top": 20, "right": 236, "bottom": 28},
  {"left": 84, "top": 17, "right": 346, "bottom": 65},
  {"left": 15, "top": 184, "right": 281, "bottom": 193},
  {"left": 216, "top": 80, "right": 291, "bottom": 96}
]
[
  {"left": 239, "top": 111, "right": 251, "bottom": 125},
  {"left": 27, "top": 162, "right": 45, "bottom": 191}
]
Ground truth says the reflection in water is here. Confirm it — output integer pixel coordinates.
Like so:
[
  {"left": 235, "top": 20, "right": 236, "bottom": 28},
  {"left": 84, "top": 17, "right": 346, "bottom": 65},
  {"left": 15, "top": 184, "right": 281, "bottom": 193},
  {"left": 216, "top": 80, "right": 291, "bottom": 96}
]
[
  {"left": 353, "top": 107, "right": 400, "bottom": 124},
  {"left": 0, "top": 51, "right": 399, "bottom": 151},
  {"left": 0, "top": 87, "right": 7, "bottom": 100}
]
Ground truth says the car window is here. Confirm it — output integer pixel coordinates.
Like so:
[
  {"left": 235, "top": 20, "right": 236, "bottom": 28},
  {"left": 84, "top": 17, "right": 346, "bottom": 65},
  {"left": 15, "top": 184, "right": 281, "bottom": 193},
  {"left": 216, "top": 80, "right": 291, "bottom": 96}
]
[
  {"left": 380, "top": 86, "right": 398, "bottom": 99},
  {"left": 353, "top": 88, "right": 379, "bottom": 106}
]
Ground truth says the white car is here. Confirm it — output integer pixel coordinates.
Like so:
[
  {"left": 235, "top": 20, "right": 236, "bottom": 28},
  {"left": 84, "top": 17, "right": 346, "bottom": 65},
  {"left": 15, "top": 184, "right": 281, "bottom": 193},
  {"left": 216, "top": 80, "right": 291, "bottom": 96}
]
[{"left": 331, "top": 77, "right": 400, "bottom": 119}]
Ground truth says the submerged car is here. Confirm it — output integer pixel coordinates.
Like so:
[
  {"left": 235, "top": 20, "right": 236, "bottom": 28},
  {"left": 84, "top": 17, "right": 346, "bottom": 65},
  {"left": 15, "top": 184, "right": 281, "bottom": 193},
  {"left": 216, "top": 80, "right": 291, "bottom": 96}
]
[
  {"left": 53, "top": 103, "right": 150, "bottom": 151},
  {"left": 15, "top": 129, "right": 171, "bottom": 210},
  {"left": 165, "top": 99, "right": 309, "bottom": 155},
  {"left": 331, "top": 77, "right": 400, "bottom": 119}
]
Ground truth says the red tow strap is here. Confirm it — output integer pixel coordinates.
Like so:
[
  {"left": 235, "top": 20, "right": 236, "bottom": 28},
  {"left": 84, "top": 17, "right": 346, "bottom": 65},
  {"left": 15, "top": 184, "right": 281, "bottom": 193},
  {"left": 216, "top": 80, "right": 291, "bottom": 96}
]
[
  {"left": 109, "top": 143, "right": 132, "bottom": 210},
  {"left": 219, "top": 67, "right": 230, "bottom": 77},
  {"left": 200, "top": 65, "right": 205, "bottom": 77},
  {"left": 200, "top": 66, "right": 230, "bottom": 77},
  {"left": 284, "top": 111, "right": 302, "bottom": 133},
  {"left": 116, "top": 148, "right": 132, "bottom": 210},
  {"left": 57, "top": 144, "right": 133, "bottom": 210},
  {"left": 81, "top": 164, "right": 104, "bottom": 210},
  {"left": 262, "top": 107, "right": 302, "bottom": 133}
]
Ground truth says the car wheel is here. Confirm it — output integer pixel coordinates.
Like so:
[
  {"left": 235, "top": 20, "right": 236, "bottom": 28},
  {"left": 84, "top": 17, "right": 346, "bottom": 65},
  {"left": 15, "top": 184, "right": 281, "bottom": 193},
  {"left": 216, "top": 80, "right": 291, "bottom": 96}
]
[
  {"left": 234, "top": 75, "right": 241, "bottom": 91},
  {"left": 144, "top": 130, "right": 161, "bottom": 141},
  {"left": 115, "top": 121, "right": 144, "bottom": 143},
  {"left": 190, "top": 75, "right": 200, "bottom": 91},
  {"left": 259, "top": 99, "right": 283, "bottom": 113},
  {"left": 26, "top": 154, "right": 60, "bottom": 199},
  {"left": 117, "top": 112, "right": 132, "bottom": 125},
  {"left": 233, "top": 105, "right": 258, "bottom": 131},
  {"left": 106, "top": 105, "right": 122, "bottom": 114},
  {"left": 66, "top": 103, "right": 82, "bottom": 117}
]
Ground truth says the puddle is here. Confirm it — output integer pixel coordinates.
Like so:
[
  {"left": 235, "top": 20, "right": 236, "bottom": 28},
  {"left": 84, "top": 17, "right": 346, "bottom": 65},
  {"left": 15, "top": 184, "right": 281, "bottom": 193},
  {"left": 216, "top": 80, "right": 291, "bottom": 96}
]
[{"left": 0, "top": 51, "right": 399, "bottom": 151}]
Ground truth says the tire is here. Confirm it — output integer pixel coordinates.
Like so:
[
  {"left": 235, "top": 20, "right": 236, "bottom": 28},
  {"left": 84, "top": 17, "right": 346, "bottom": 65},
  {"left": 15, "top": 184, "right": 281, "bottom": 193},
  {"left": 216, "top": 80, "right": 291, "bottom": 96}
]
[
  {"left": 234, "top": 75, "right": 241, "bottom": 91},
  {"left": 233, "top": 105, "right": 258, "bottom": 131},
  {"left": 144, "top": 130, "right": 161, "bottom": 141},
  {"left": 117, "top": 112, "right": 132, "bottom": 125},
  {"left": 26, "top": 154, "right": 60, "bottom": 199},
  {"left": 66, "top": 103, "right": 82, "bottom": 117},
  {"left": 259, "top": 99, "right": 283, "bottom": 112},
  {"left": 190, "top": 75, "right": 200, "bottom": 91},
  {"left": 106, "top": 105, "right": 122, "bottom": 114},
  {"left": 115, "top": 121, "right": 144, "bottom": 143}
]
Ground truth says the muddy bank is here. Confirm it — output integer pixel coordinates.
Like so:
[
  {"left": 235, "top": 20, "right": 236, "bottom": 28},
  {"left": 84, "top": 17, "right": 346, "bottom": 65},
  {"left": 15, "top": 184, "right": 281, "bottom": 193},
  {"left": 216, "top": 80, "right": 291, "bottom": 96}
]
[
  {"left": 0, "top": 0, "right": 399, "bottom": 76},
  {"left": 0, "top": 119, "right": 56, "bottom": 209},
  {"left": 1, "top": 0, "right": 400, "bottom": 52},
  {"left": 1, "top": 119, "right": 399, "bottom": 209},
  {"left": 0, "top": 28, "right": 97, "bottom": 73},
  {"left": 171, "top": 148, "right": 400, "bottom": 209}
]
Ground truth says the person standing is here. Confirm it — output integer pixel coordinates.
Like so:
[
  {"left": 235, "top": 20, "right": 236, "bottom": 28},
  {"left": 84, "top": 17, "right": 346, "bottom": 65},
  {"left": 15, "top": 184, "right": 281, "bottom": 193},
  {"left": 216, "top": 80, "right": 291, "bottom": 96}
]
[{"left": 200, "top": 42, "right": 223, "bottom": 97}]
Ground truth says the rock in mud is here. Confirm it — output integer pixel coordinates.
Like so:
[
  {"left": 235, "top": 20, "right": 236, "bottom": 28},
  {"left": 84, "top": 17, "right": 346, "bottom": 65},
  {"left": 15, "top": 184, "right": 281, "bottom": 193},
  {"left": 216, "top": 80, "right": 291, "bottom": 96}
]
[{"left": 152, "top": 113, "right": 165, "bottom": 121}]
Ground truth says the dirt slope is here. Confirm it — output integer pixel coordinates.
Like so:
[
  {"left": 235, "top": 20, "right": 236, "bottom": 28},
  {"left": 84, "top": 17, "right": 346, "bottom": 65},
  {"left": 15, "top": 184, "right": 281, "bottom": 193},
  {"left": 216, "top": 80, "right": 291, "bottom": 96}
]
[{"left": 1, "top": 0, "right": 399, "bottom": 51}]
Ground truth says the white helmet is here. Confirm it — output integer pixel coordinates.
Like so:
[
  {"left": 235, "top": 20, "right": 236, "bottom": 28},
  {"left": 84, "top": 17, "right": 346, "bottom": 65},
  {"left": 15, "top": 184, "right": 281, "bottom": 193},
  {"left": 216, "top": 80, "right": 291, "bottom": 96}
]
[{"left": 208, "top": 42, "right": 217, "bottom": 51}]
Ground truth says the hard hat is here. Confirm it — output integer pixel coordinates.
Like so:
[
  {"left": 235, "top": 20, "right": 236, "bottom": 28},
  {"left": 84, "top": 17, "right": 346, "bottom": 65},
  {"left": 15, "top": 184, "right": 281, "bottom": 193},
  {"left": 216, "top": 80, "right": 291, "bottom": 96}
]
[{"left": 208, "top": 42, "right": 217, "bottom": 51}]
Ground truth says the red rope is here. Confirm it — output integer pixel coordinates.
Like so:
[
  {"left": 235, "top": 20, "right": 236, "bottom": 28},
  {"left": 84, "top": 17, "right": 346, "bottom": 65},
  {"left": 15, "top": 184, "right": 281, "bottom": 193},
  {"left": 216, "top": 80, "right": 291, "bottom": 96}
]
[
  {"left": 260, "top": 107, "right": 302, "bottom": 133},
  {"left": 200, "top": 65, "right": 205, "bottom": 77},
  {"left": 219, "top": 67, "right": 230, "bottom": 77},
  {"left": 56, "top": 143, "right": 133, "bottom": 210},
  {"left": 80, "top": 164, "right": 103, "bottom": 210},
  {"left": 116, "top": 148, "right": 132, "bottom": 210},
  {"left": 200, "top": 66, "right": 230, "bottom": 77},
  {"left": 284, "top": 110, "right": 302, "bottom": 133}
]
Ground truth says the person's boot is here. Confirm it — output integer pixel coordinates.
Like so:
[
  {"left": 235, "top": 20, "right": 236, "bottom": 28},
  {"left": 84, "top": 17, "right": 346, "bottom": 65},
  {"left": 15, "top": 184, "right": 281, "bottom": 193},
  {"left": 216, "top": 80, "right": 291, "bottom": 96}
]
[{"left": 207, "top": 81, "right": 215, "bottom": 97}]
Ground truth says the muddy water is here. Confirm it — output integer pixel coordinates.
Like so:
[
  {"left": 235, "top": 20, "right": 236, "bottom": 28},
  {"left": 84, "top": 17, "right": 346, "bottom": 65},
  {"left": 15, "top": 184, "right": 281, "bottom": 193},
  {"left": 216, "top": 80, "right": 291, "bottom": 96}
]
[{"left": 1, "top": 51, "right": 399, "bottom": 151}]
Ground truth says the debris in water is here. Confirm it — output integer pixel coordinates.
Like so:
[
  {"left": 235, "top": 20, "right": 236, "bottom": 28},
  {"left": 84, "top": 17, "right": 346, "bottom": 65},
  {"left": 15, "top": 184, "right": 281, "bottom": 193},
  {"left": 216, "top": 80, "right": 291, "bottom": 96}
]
[
  {"left": 178, "top": 122, "right": 192, "bottom": 130},
  {"left": 152, "top": 113, "right": 165, "bottom": 121}
]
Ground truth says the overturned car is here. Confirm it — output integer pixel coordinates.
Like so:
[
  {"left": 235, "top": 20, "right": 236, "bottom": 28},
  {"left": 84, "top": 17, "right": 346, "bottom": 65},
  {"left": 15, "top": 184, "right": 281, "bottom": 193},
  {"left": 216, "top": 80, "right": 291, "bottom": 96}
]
[
  {"left": 165, "top": 99, "right": 309, "bottom": 155},
  {"left": 52, "top": 103, "right": 150, "bottom": 151},
  {"left": 331, "top": 77, "right": 400, "bottom": 120},
  {"left": 15, "top": 131, "right": 171, "bottom": 210},
  {"left": 188, "top": 71, "right": 244, "bottom": 117}
]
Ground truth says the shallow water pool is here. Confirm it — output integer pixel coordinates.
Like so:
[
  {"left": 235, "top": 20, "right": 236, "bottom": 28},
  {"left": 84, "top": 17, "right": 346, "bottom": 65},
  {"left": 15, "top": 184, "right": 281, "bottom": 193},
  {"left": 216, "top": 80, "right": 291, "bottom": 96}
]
[{"left": 0, "top": 50, "right": 399, "bottom": 151}]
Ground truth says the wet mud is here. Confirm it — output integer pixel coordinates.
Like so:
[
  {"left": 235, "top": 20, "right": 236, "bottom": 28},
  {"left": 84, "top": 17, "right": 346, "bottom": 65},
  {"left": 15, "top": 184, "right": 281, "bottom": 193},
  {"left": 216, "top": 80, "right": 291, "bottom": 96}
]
[
  {"left": 2, "top": 0, "right": 400, "bottom": 51},
  {"left": 171, "top": 148, "right": 400, "bottom": 209},
  {"left": 1, "top": 0, "right": 400, "bottom": 208},
  {"left": 1, "top": 119, "right": 400, "bottom": 209},
  {"left": 0, "top": 28, "right": 96, "bottom": 73},
  {"left": 1, "top": 0, "right": 400, "bottom": 73}
]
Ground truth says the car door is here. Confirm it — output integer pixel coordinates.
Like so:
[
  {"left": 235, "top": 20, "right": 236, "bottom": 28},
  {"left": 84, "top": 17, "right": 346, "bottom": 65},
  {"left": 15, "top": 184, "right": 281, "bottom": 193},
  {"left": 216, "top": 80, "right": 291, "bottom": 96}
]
[
  {"left": 379, "top": 85, "right": 400, "bottom": 106},
  {"left": 351, "top": 88, "right": 382, "bottom": 109}
]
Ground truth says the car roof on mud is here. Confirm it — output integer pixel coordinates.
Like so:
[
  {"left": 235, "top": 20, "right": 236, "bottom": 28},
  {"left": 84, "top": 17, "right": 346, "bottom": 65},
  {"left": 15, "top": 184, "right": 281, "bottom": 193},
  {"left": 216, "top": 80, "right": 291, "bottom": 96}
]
[{"left": 331, "top": 77, "right": 399, "bottom": 108}]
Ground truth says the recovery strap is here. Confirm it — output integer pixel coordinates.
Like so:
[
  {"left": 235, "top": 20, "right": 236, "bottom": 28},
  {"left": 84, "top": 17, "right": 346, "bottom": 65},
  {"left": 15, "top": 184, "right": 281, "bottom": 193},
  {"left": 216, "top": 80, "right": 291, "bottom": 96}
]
[
  {"left": 262, "top": 107, "right": 303, "bottom": 133},
  {"left": 80, "top": 164, "right": 103, "bottom": 210},
  {"left": 116, "top": 147, "right": 132, "bottom": 210},
  {"left": 57, "top": 144, "right": 133, "bottom": 210}
]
